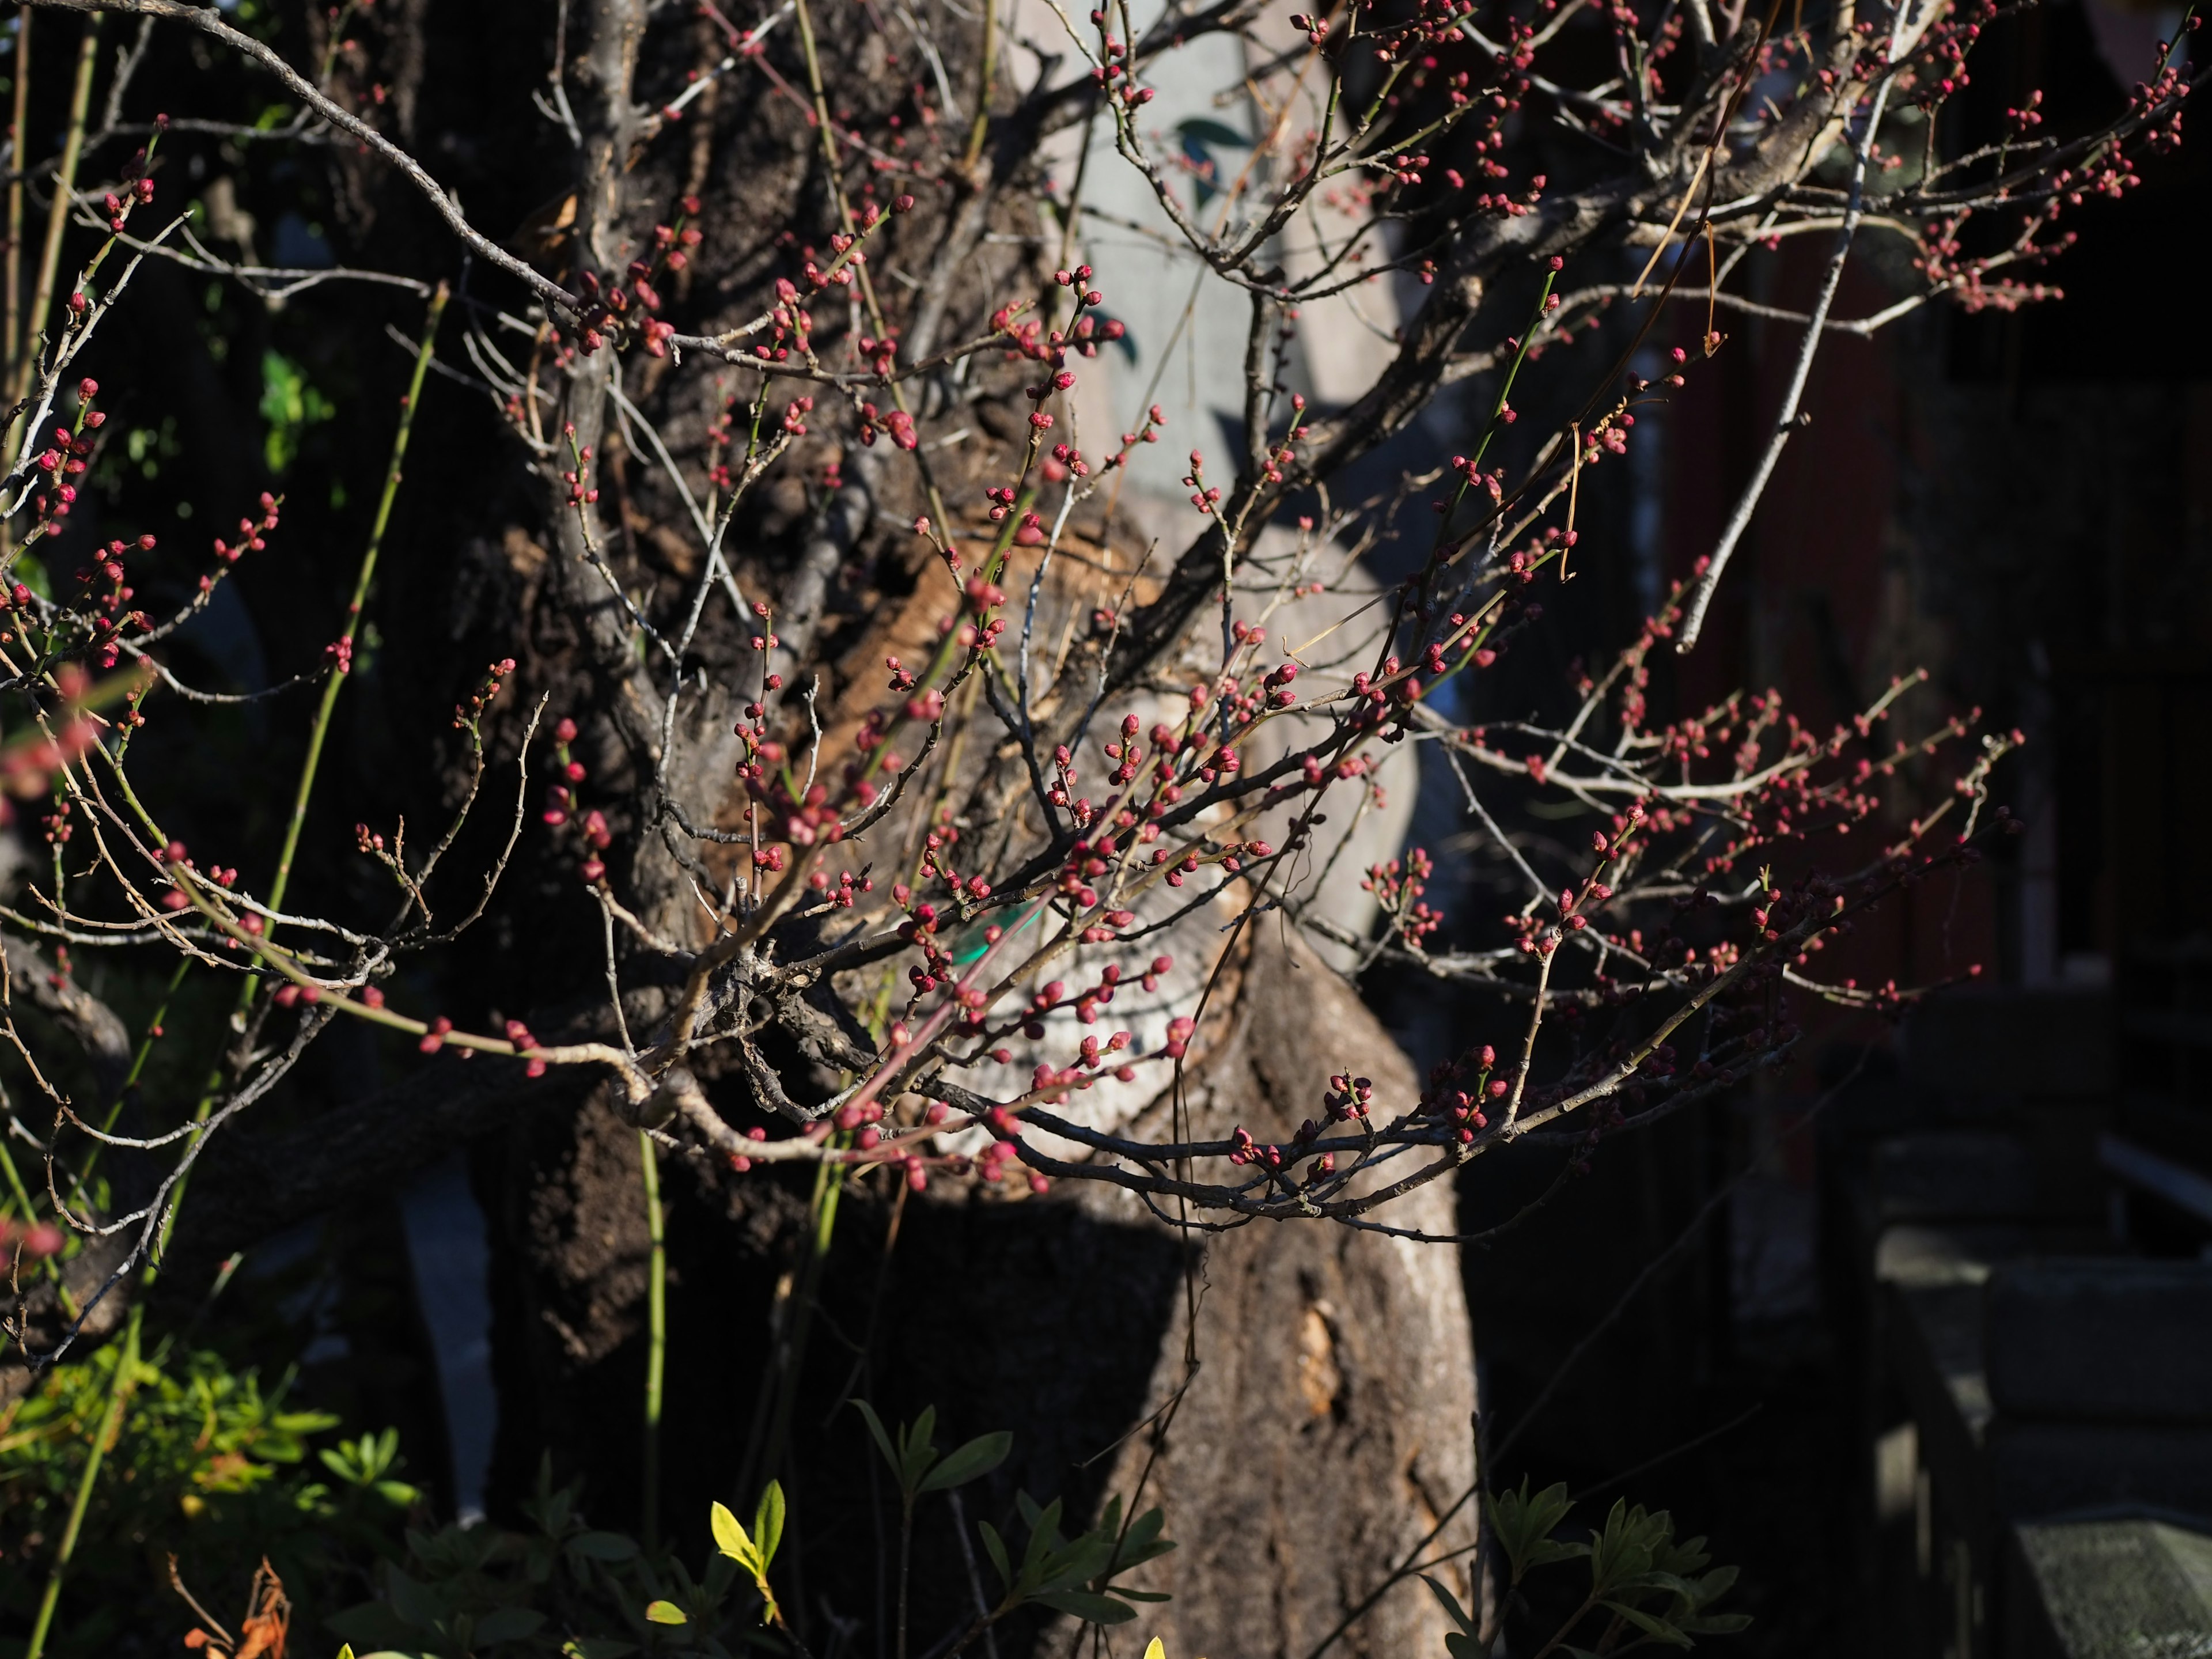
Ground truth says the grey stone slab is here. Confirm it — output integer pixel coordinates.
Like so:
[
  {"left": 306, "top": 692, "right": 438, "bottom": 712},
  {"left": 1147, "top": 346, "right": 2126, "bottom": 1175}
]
[
  {"left": 2007, "top": 1516, "right": 2212, "bottom": 1658},
  {"left": 1876, "top": 1224, "right": 2114, "bottom": 1289},
  {"left": 1890, "top": 1278, "right": 1998, "bottom": 1551},
  {"left": 1987, "top": 1261, "right": 2212, "bottom": 1425}
]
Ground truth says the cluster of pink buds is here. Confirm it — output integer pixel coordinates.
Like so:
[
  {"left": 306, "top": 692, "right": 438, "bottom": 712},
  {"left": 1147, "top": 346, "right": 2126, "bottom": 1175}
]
[
  {"left": 1105, "top": 403, "right": 1168, "bottom": 473},
  {"left": 504, "top": 1017, "right": 548, "bottom": 1078},
  {"left": 1181, "top": 450, "right": 1221, "bottom": 515},
  {"left": 855, "top": 332, "right": 900, "bottom": 377},
  {"left": 1161, "top": 1014, "right": 1196, "bottom": 1059},
  {"left": 1449, "top": 452, "right": 1501, "bottom": 501},
  {"left": 1323, "top": 1072, "right": 1374, "bottom": 1122},
  {"left": 1228, "top": 1125, "right": 1286, "bottom": 1168},
  {"left": 453, "top": 657, "right": 516, "bottom": 726},
  {"left": 70, "top": 531, "right": 153, "bottom": 669},
  {"left": 856, "top": 400, "right": 916, "bottom": 449},
  {"left": 561, "top": 427, "right": 599, "bottom": 506},
  {"left": 1259, "top": 395, "right": 1306, "bottom": 484},
  {"left": 0, "top": 580, "right": 40, "bottom": 649},
  {"left": 753, "top": 278, "right": 813, "bottom": 362},
  {"left": 157, "top": 838, "right": 238, "bottom": 911},
  {"left": 804, "top": 865, "right": 870, "bottom": 907},
  {"left": 211, "top": 494, "right": 281, "bottom": 570},
  {"left": 30, "top": 381, "right": 105, "bottom": 525},
  {"left": 96, "top": 138, "right": 160, "bottom": 236},
  {"left": 1087, "top": 17, "right": 1153, "bottom": 105},
  {"left": 539, "top": 717, "right": 614, "bottom": 882},
  {"left": 569, "top": 218, "right": 684, "bottom": 354},
  {"left": 1423, "top": 1044, "right": 1503, "bottom": 1142},
  {"left": 1363, "top": 847, "right": 1443, "bottom": 947}
]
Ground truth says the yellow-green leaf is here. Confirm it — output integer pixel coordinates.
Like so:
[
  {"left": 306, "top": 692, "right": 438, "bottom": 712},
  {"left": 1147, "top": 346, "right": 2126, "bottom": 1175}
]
[
  {"left": 646, "top": 1600, "right": 687, "bottom": 1626},
  {"left": 755, "top": 1479, "right": 786, "bottom": 1566},
  {"left": 711, "top": 1499, "right": 753, "bottom": 1560}
]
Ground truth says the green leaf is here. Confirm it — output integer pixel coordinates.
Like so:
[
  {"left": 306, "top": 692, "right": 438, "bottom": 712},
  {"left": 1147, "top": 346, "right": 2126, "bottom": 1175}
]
[
  {"left": 918, "top": 1431, "right": 1012, "bottom": 1493},
  {"left": 979, "top": 1521, "right": 1012, "bottom": 1589},
  {"left": 1112, "top": 1508, "right": 1175, "bottom": 1571},
  {"left": 1421, "top": 1575, "right": 1475, "bottom": 1637},
  {"left": 1680, "top": 1612, "right": 1753, "bottom": 1635},
  {"left": 1597, "top": 1601, "right": 1694, "bottom": 1648},
  {"left": 563, "top": 1641, "right": 642, "bottom": 1659},
  {"left": 257, "top": 349, "right": 335, "bottom": 474},
  {"left": 712, "top": 1501, "right": 755, "bottom": 1562},
  {"left": 645, "top": 1600, "right": 688, "bottom": 1626},
  {"left": 1586, "top": 1499, "right": 1665, "bottom": 1596},
  {"left": 1686, "top": 1562, "right": 1740, "bottom": 1603},
  {"left": 1490, "top": 1479, "right": 1578, "bottom": 1586},
  {"left": 754, "top": 1480, "right": 786, "bottom": 1567},
  {"left": 384, "top": 1568, "right": 449, "bottom": 1632},
  {"left": 853, "top": 1401, "right": 900, "bottom": 1480},
  {"left": 1653, "top": 1532, "right": 1715, "bottom": 1578},
  {"left": 898, "top": 1406, "right": 940, "bottom": 1493},
  {"left": 1032, "top": 1590, "right": 1138, "bottom": 1626},
  {"left": 1524, "top": 1539, "right": 1592, "bottom": 1569},
  {"left": 472, "top": 1606, "right": 549, "bottom": 1645},
  {"left": 1174, "top": 116, "right": 1252, "bottom": 150},
  {"left": 1020, "top": 1497, "right": 1065, "bottom": 1581}
]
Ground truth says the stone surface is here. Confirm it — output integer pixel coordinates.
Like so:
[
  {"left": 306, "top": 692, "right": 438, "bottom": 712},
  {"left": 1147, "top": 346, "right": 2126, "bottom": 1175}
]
[
  {"left": 2008, "top": 1517, "right": 2212, "bottom": 1659},
  {"left": 1987, "top": 1260, "right": 2212, "bottom": 1425}
]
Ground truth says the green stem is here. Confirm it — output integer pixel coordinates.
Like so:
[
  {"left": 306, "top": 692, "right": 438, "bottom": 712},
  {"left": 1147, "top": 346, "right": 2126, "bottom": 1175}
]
[
  {"left": 639, "top": 1128, "right": 666, "bottom": 1550},
  {"left": 67, "top": 958, "right": 189, "bottom": 1204},
  {"left": 23, "top": 1301, "right": 141, "bottom": 1659},
  {"left": 8, "top": 9, "right": 92, "bottom": 412},
  {"left": 266, "top": 281, "right": 449, "bottom": 919},
  {"left": 962, "top": 0, "right": 998, "bottom": 173},
  {"left": 14, "top": 255, "right": 447, "bottom": 1659},
  {"left": 159, "top": 282, "right": 447, "bottom": 1268},
  {"left": 897, "top": 1493, "right": 915, "bottom": 1659},
  {"left": 6, "top": 4, "right": 33, "bottom": 384}
]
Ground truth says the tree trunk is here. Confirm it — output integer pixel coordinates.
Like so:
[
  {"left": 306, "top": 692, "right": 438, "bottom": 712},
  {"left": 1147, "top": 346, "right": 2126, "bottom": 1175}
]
[{"left": 479, "top": 927, "right": 1476, "bottom": 1659}]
